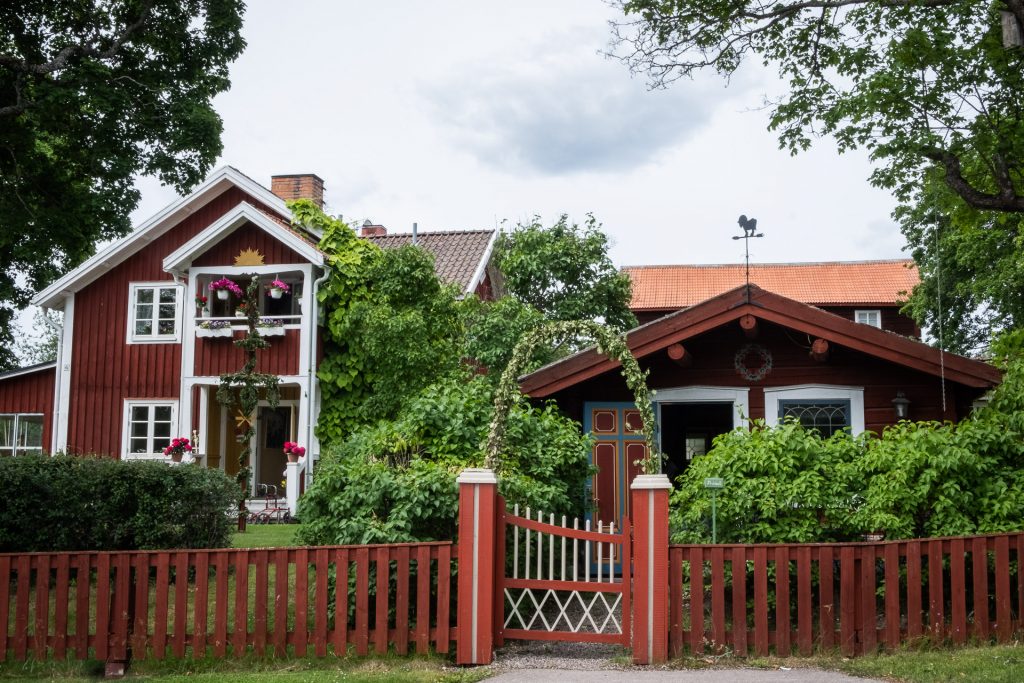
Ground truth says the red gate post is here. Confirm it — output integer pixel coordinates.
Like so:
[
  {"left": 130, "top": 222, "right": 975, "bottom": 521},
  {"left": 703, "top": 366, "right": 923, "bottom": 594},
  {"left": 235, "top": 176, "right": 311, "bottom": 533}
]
[
  {"left": 456, "top": 468, "right": 498, "bottom": 665},
  {"left": 632, "top": 474, "right": 672, "bottom": 665}
]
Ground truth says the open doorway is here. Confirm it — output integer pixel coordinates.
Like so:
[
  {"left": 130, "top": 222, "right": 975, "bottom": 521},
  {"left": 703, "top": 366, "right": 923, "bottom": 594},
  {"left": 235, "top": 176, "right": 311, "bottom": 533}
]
[
  {"left": 256, "top": 405, "right": 293, "bottom": 496},
  {"left": 660, "top": 403, "right": 734, "bottom": 485}
]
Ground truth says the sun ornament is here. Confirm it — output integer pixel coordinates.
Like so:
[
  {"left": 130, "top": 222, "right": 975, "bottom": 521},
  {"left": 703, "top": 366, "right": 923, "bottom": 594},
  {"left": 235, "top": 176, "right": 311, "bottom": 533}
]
[{"left": 234, "top": 248, "right": 264, "bottom": 266}]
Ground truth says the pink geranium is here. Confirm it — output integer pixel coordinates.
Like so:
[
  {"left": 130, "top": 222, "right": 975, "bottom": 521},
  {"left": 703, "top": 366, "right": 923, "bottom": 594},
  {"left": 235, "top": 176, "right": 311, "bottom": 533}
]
[{"left": 209, "top": 278, "right": 244, "bottom": 297}]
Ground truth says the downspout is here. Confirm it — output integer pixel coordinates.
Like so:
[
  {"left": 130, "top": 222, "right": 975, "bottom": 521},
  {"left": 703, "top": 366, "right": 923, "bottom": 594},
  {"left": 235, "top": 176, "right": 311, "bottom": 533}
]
[
  {"left": 306, "top": 265, "right": 331, "bottom": 487},
  {"left": 42, "top": 308, "right": 63, "bottom": 455}
]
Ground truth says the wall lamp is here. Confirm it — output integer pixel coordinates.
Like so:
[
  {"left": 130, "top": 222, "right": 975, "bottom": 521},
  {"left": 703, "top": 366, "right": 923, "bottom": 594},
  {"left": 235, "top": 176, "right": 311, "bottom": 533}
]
[{"left": 892, "top": 392, "right": 911, "bottom": 420}]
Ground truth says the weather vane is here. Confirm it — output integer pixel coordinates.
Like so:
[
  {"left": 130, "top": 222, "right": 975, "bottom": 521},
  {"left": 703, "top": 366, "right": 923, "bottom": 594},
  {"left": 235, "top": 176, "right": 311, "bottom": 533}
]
[{"left": 733, "top": 215, "right": 764, "bottom": 301}]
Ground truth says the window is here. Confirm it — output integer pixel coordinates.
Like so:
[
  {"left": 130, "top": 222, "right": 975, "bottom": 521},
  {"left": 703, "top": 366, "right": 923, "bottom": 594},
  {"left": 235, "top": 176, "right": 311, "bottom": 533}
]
[
  {"left": 764, "top": 385, "right": 865, "bottom": 435},
  {"left": 779, "top": 400, "right": 851, "bottom": 438},
  {"left": 855, "top": 309, "right": 882, "bottom": 328},
  {"left": 129, "top": 284, "right": 182, "bottom": 342},
  {"left": 0, "top": 414, "right": 44, "bottom": 456},
  {"left": 123, "top": 402, "right": 176, "bottom": 458}
]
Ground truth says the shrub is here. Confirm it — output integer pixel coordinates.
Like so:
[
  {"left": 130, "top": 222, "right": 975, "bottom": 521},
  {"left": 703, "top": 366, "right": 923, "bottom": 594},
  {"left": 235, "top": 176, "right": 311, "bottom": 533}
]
[
  {"left": 298, "top": 374, "right": 594, "bottom": 546},
  {"left": 0, "top": 455, "right": 237, "bottom": 552}
]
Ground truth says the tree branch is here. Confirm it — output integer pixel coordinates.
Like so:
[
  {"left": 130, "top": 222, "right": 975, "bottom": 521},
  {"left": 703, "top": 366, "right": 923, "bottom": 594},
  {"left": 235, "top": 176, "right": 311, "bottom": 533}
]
[{"left": 922, "top": 147, "right": 1024, "bottom": 212}]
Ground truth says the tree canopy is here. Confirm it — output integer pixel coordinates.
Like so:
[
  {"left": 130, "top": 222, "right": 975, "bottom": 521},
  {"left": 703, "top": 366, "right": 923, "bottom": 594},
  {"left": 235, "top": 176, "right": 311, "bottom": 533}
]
[
  {"left": 611, "top": 1, "right": 1024, "bottom": 350},
  {"left": 0, "top": 0, "right": 246, "bottom": 370},
  {"left": 495, "top": 214, "right": 636, "bottom": 331}
]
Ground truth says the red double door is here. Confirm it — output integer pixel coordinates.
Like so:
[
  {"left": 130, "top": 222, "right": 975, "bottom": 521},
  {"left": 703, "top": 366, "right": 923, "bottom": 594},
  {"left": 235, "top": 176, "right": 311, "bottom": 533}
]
[{"left": 586, "top": 403, "right": 650, "bottom": 530}]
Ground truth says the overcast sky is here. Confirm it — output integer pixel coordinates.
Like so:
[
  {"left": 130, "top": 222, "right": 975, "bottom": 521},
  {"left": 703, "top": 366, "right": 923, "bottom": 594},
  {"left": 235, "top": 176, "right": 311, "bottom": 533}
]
[{"left": 130, "top": 0, "right": 909, "bottom": 268}]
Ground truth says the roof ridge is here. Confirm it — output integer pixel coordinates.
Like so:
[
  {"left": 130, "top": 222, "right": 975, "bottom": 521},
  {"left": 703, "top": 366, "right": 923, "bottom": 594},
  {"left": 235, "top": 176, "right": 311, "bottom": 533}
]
[
  {"left": 622, "top": 259, "right": 915, "bottom": 270},
  {"left": 368, "top": 228, "right": 495, "bottom": 237}
]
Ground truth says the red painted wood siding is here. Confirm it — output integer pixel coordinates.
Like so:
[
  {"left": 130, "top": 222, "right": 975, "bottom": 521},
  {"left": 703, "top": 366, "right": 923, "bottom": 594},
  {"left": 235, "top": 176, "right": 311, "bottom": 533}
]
[
  {"left": 194, "top": 330, "right": 301, "bottom": 377},
  {"left": 551, "top": 320, "right": 974, "bottom": 434},
  {"left": 0, "top": 366, "right": 55, "bottom": 451},
  {"left": 636, "top": 305, "right": 920, "bottom": 338},
  {"left": 191, "top": 223, "right": 307, "bottom": 268},
  {"left": 67, "top": 188, "right": 278, "bottom": 458}
]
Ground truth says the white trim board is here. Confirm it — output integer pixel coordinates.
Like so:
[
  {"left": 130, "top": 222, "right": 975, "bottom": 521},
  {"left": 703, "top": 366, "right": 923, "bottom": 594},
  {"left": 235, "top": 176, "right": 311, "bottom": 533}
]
[
  {"left": 651, "top": 386, "right": 750, "bottom": 429},
  {"left": 163, "top": 202, "right": 323, "bottom": 275},
  {"left": 32, "top": 167, "right": 292, "bottom": 309},
  {"left": 763, "top": 384, "right": 865, "bottom": 435}
]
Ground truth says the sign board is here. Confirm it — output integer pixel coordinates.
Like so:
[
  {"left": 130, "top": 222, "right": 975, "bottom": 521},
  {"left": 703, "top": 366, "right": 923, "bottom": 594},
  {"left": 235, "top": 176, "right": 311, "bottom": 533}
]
[{"left": 703, "top": 477, "right": 724, "bottom": 490}]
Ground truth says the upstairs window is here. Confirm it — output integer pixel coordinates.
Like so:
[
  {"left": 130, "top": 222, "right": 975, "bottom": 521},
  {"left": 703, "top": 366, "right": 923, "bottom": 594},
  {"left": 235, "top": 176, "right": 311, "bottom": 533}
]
[
  {"left": 0, "top": 414, "right": 44, "bottom": 456},
  {"left": 855, "top": 309, "right": 882, "bottom": 329},
  {"left": 129, "top": 284, "right": 182, "bottom": 342}
]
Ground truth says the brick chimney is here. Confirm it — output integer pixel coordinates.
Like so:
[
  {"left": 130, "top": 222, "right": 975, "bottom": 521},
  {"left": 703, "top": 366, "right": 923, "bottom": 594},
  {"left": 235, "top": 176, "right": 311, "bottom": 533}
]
[
  {"left": 271, "top": 174, "right": 325, "bottom": 209},
  {"left": 359, "top": 219, "right": 387, "bottom": 237}
]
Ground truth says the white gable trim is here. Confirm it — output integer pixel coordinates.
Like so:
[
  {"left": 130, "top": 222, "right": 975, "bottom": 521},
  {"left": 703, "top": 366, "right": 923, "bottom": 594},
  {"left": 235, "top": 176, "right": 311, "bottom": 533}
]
[
  {"left": 464, "top": 230, "right": 499, "bottom": 297},
  {"left": 163, "top": 202, "right": 323, "bottom": 274},
  {"left": 32, "top": 167, "right": 291, "bottom": 309}
]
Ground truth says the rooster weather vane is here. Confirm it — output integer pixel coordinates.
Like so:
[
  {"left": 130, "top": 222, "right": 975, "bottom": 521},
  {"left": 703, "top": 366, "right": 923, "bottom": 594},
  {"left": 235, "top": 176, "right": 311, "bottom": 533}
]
[{"left": 733, "top": 215, "right": 764, "bottom": 302}]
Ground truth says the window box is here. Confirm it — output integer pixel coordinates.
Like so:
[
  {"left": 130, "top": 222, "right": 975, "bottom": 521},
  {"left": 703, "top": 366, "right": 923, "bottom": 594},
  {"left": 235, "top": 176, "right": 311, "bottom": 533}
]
[
  {"left": 196, "top": 327, "right": 234, "bottom": 338},
  {"left": 257, "top": 326, "right": 285, "bottom": 337}
]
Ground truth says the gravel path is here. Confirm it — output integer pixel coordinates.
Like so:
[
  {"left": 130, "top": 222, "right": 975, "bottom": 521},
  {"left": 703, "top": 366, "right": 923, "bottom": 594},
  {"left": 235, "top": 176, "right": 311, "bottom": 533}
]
[{"left": 486, "top": 642, "right": 885, "bottom": 682}]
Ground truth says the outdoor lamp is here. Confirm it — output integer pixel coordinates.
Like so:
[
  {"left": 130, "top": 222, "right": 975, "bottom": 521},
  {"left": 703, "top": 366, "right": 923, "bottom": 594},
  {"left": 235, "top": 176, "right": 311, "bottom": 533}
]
[{"left": 892, "top": 391, "right": 911, "bottom": 419}]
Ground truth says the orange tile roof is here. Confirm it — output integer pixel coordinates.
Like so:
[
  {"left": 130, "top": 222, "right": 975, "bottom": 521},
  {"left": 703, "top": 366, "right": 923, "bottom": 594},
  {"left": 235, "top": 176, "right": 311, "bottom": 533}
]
[{"left": 624, "top": 259, "right": 919, "bottom": 310}]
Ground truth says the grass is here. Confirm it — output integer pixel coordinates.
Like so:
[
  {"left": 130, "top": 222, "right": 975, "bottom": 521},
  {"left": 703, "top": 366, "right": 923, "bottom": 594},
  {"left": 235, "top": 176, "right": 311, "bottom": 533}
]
[
  {"left": 0, "top": 652, "right": 489, "bottom": 682},
  {"left": 232, "top": 524, "right": 301, "bottom": 549},
  {"left": 668, "top": 643, "right": 1024, "bottom": 683}
]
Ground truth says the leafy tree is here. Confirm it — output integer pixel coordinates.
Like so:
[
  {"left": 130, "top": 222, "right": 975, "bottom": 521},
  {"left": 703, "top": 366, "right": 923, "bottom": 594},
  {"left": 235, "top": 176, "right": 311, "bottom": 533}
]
[
  {"left": 611, "top": 2, "right": 1024, "bottom": 348},
  {"left": 900, "top": 171, "right": 1024, "bottom": 354},
  {"left": 495, "top": 214, "right": 636, "bottom": 331},
  {"left": 0, "top": 0, "right": 246, "bottom": 370},
  {"left": 298, "top": 374, "right": 594, "bottom": 545},
  {"left": 14, "top": 308, "right": 60, "bottom": 365}
]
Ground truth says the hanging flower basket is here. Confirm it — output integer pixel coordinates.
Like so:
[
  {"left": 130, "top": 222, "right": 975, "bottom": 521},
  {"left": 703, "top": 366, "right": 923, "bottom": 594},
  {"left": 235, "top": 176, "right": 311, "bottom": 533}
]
[
  {"left": 209, "top": 278, "right": 244, "bottom": 300},
  {"left": 217, "top": 289, "right": 230, "bottom": 301},
  {"left": 267, "top": 279, "right": 290, "bottom": 299}
]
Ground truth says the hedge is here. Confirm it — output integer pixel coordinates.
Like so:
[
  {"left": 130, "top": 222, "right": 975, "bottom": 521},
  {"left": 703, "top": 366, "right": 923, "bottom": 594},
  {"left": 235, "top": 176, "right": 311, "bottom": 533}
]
[{"left": 0, "top": 455, "right": 237, "bottom": 552}]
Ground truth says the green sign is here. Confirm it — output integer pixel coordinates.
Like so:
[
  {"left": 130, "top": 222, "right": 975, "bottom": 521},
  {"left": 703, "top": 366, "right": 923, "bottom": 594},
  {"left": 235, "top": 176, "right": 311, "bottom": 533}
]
[{"left": 703, "top": 477, "right": 724, "bottom": 489}]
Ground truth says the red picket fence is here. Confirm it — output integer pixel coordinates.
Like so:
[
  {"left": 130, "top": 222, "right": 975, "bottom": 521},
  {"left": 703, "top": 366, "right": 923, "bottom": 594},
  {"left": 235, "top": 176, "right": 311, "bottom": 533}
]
[
  {"left": 0, "top": 542, "right": 456, "bottom": 662},
  {"left": 669, "top": 531, "right": 1024, "bottom": 657}
]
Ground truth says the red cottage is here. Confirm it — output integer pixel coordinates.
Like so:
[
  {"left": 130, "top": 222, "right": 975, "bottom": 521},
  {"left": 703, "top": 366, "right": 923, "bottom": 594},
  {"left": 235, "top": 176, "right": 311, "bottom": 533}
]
[
  {"left": 0, "top": 167, "right": 499, "bottom": 515},
  {"left": 520, "top": 263, "right": 1001, "bottom": 530}
]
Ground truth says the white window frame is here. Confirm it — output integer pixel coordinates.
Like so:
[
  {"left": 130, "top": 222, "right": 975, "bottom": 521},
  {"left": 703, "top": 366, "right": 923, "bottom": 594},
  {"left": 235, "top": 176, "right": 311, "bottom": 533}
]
[
  {"left": 128, "top": 282, "right": 184, "bottom": 344},
  {"left": 763, "top": 385, "right": 865, "bottom": 435},
  {"left": 855, "top": 309, "right": 882, "bottom": 329},
  {"left": 122, "top": 400, "right": 178, "bottom": 459},
  {"left": 0, "top": 413, "right": 46, "bottom": 456}
]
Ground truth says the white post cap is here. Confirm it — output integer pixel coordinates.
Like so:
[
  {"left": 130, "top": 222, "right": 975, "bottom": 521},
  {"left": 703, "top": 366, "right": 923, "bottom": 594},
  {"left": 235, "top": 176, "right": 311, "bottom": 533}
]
[
  {"left": 631, "top": 473, "right": 672, "bottom": 490},
  {"left": 456, "top": 467, "right": 499, "bottom": 484}
]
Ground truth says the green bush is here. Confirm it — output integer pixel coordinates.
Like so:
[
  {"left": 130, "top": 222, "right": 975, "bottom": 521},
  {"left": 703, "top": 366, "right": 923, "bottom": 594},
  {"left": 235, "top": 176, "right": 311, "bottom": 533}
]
[
  {"left": 0, "top": 455, "right": 237, "bottom": 551},
  {"left": 298, "top": 374, "right": 594, "bottom": 546},
  {"left": 671, "top": 359, "right": 1024, "bottom": 544}
]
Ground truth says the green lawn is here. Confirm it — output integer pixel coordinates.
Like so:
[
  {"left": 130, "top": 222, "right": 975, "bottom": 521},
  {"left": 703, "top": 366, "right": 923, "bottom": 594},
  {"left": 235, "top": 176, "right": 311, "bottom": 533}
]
[
  {"left": 0, "top": 653, "right": 488, "bottom": 682},
  {"left": 729, "top": 644, "right": 1024, "bottom": 683},
  {"left": 232, "top": 524, "right": 301, "bottom": 548}
]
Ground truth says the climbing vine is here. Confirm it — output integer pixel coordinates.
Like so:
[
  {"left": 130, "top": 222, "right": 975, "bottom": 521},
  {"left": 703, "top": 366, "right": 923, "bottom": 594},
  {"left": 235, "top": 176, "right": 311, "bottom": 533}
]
[
  {"left": 485, "top": 320, "right": 660, "bottom": 473},
  {"left": 216, "top": 275, "right": 280, "bottom": 524}
]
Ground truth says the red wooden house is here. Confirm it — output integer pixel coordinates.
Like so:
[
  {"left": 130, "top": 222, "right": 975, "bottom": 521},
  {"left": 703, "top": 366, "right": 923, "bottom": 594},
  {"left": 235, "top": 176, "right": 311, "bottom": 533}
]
[
  {"left": 0, "top": 167, "right": 500, "bottom": 514},
  {"left": 520, "top": 262, "right": 1001, "bottom": 529}
]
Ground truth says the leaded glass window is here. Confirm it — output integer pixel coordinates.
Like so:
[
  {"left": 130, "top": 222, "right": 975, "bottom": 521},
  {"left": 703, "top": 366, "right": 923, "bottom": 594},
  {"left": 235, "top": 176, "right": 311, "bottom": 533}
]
[{"left": 779, "top": 399, "right": 851, "bottom": 438}]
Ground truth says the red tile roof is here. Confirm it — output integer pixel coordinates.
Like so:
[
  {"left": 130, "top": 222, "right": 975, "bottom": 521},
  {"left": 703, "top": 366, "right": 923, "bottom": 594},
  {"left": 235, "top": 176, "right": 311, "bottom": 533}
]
[
  {"left": 624, "top": 260, "right": 919, "bottom": 310},
  {"left": 366, "top": 230, "right": 496, "bottom": 294}
]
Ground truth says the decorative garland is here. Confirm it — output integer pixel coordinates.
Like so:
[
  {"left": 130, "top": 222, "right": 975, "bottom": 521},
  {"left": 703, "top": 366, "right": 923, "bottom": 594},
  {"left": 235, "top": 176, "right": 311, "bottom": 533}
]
[{"left": 734, "top": 343, "right": 773, "bottom": 381}]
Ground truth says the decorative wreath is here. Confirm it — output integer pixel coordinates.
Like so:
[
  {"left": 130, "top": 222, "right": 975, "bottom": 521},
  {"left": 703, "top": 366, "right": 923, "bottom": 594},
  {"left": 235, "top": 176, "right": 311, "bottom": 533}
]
[{"left": 734, "top": 343, "right": 773, "bottom": 381}]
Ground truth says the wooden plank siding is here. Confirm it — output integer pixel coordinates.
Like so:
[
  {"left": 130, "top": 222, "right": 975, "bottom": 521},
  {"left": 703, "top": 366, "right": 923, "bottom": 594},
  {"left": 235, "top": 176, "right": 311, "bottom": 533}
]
[
  {"left": 193, "top": 329, "right": 301, "bottom": 377},
  {"left": 548, "top": 320, "right": 976, "bottom": 434},
  {"left": 0, "top": 365, "right": 55, "bottom": 451},
  {"left": 668, "top": 532, "right": 1024, "bottom": 657},
  {"left": 191, "top": 222, "right": 308, "bottom": 268},
  {"left": 65, "top": 187, "right": 289, "bottom": 458},
  {"left": 0, "top": 541, "right": 457, "bottom": 662}
]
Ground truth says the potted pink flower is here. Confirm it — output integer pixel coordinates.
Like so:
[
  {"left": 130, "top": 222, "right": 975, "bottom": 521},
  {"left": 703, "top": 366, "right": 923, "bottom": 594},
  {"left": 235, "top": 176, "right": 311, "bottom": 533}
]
[
  {"left": 283, "top": 441, "right": 306, "bottom": 463},
  {"left": 209, "top": 278, "right": 244, "bottom": 301},
  {"left": 267, "top": 279, "right": 290, "bottom": 300},
  {"left": 163, "top": 437, "right": 193, "bottom": 463}
]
